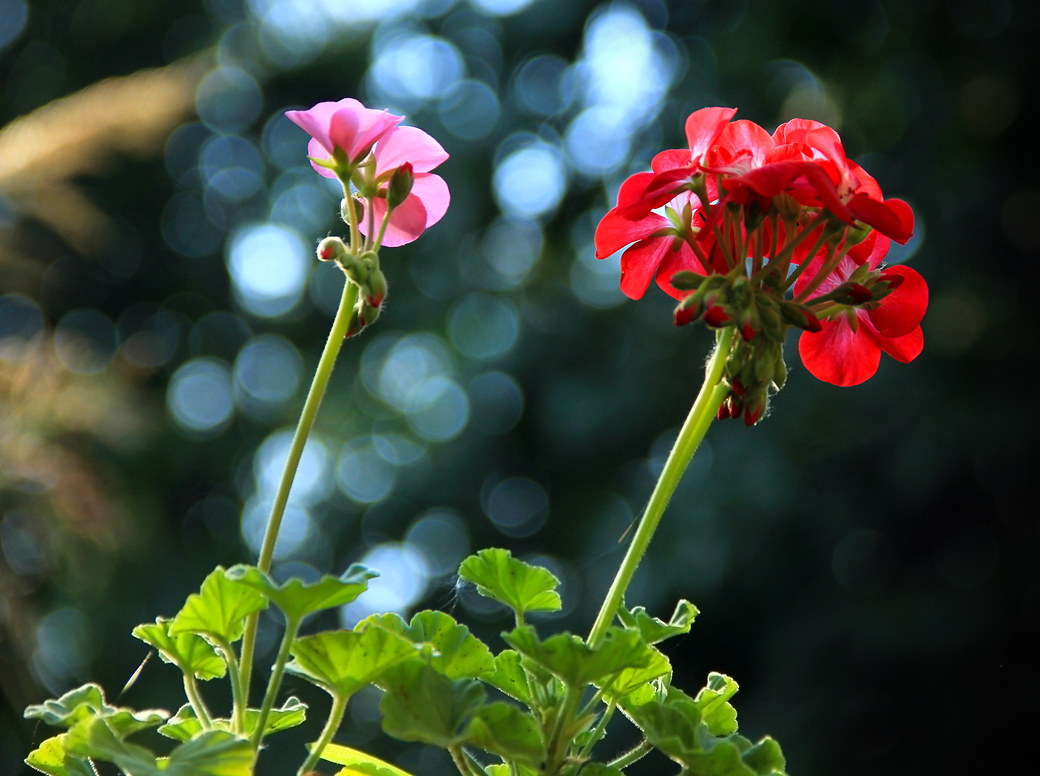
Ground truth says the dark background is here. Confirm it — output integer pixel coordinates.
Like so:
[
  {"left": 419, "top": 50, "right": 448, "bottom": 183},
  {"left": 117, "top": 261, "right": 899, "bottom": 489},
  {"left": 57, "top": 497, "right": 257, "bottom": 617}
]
[{"left": 1, "top": 0, "right": 1037, "bottom": 774}]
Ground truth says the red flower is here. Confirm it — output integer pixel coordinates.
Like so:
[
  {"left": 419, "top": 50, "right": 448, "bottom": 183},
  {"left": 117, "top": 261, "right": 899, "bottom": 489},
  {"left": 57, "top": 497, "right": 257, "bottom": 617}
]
[{"left": 795, "top": 238, "right": 928, "bottom": 386}]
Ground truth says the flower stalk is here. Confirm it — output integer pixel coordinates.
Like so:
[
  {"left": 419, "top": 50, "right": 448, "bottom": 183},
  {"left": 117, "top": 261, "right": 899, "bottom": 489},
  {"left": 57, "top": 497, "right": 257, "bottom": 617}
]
[{"left": 587, "top": 326, "right": 735, "bottom": 647}]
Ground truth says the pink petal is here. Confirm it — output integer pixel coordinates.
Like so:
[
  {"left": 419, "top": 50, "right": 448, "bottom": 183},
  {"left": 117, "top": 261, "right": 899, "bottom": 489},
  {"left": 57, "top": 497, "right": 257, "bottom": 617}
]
[
  {"left": 352, "top": 108, "right": 403, "bottom": 161},
  {"left": 307, "top": 137, "right": 338, "bottom": 178},
  {"left": 375, "top": 125, "right": 449, "bottom": 175},
  {"left": 286, "top": 102, "right": 340, "bottom": 153},
  {"left": 328, "top": 109, "right": 360, "bottom": 159},
  {"left": 876, "top": 325, "right": 923, "bottom": 363},
  {"left": 866, "top": 265, "right": 928, "bottom": 338},
  {"left": 798, "top": 315, "right": 881, "bottom": 387},
  {"left": 410, "top": 173, "right": 450, "bottom": 227},
  {"left": 685, "top": 106, "right": 738, "bottom": 160},
  {"left": 619, "top": 236, "right": 674, "bottom": 300},
  {"left": 595, "top": 209, "right": 671, "bottom": 259},
  {"left": 361, "top": 195, "right": 429, "bottom": 247}
]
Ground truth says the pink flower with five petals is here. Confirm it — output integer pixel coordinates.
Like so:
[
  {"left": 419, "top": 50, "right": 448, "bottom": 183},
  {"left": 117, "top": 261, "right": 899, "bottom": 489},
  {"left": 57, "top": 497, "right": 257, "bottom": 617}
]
[{"left": 285, "top": 98, "right": 403, "bottom": 174}]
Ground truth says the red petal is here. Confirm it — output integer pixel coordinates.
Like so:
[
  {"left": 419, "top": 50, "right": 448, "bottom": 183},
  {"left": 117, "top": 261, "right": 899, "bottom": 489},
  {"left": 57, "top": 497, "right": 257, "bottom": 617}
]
[
  {"left": 846, "top": 195, "right": 914, "bottom": 244},
  {"left": 772, "top": 118, "right": 829, "bottom": 146},
  {"left": 866, "top": 265, "right": 928, "bottom": 338},
  {"left": 652, "top": 149, "right": 692, "bottom": 172},
  {"left": 595, "top": 209, "right": 670, "bottom": 259},
  {"left": 619, "top": 237, "right": 673, "bottom": 300},
  {"left": 877, "top": 325, "right": 924, "bottom": 363},
  {"left": 717, "top": 120, "right": 774, "bottom": 166},
  {"left": 655, "top": 241, "right": 704, "bottom": 299},
  {"left": 685, "top": 107, "right": 738, "bottom": 160},
  {"left": 616, "top": 171, "right": 656, "bottom": 209},
  {"left": 617, "top": 167, "right": 695, "bottom": 220},
  {"left": 847, "top": 230, "right": 891, "bottom": 267},
  {"left": 798, "top": 316, "right": 881, "bottom": 387}
]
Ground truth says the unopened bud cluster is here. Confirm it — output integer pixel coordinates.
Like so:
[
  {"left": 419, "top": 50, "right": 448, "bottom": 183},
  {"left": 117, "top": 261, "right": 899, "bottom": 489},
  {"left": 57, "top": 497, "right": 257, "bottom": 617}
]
[{"left": 317, "top": 236, "right": 389, "bottom": 339}]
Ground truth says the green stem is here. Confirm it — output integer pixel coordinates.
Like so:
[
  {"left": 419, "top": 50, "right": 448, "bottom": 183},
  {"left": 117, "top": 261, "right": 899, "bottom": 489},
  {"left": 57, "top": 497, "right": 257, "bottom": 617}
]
[
  {"left": 547, "top": 687, "right": 582, "bottom": 772},
  {"left": 298, "top": 693, "right": 348, "bottom": 776},
  {"left": 607, "top": 739, "right": 652, "bottom": 770},
  {"left": 578, "top": 700, "right": 616, "bottom": 760},
  {"left": 182, "top": 675, "right": 213, "bottom": 730},
  {"left": 448, "top": 746, "right": 481, "bottom": 776},
  {"left": 372, "top": 204, "right": 394, "bottom": 253},
  {"left": 587, "top": 327, "right": 735, "bottom": 648},
  {"left": 238, "top": 278, "right": 361, "bottom": 705},
  {"left": 251, "top": 615, "right": 301, "bottom": 749},
  {"left": 216, "top": 641, "right": 245, "bottom": 735}
]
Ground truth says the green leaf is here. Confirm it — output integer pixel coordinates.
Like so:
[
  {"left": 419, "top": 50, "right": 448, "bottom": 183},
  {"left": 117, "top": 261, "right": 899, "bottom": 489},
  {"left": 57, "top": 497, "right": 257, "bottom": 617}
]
[
  {"left": 694, "top": 673, "right": 739, "bottom": 737},
  {"left": 486, "top": 766, "right": 539, "bottom": 776},
  {"left": 458, "top": 549, "right": 561, "bottom": 619},
  {"left": 64, "top": 716, "right": 158, "bottom": 774},
  {"left": 162, "top": 730, "right": 254, "bottom": 776},
  {"left": 158, "top": 698, "right": 307, "bottom": 742},
  {"left": 286, "top": 627, "right": 418, "bottom": 699},
  {"left": 132, "top": 618, "right": 227, "bottom": 681},
  {"left": 24, "top": 736, "right": 93, "bottom": 776},
  {"left": 580, "top": 766, "right": 625, "bottom": 776},
  {"left": 379, "top": 662, "right": 485, "bottom": 748},
  {"left": 626, "top": 699, "right": 701, "bottom": 764},
  {"left": 617, "top": 599, "right": 699, "bottom": 645},
  {"left": 225, "top": 564, "right": 377, "bottom": 622},
  {"left": 24, "top": 683, "right": 168, "bottom": 736},
  {"left": 359, "top": 611, "right": 494, "bottom": 679},
  {"left": 602, "top": 645, "right": 671, "bottom": 701},
  {"left": 503, "top": 626, "right": 652, "bottom": 688},
  {"left": 680, "top": 740, "right": 756, "bottom": 776},
  {"left": 482, "top": 650, "right": 533, "bottom": 707},
  {"left": 741, "top": 737, "right": 786, "bottom": 776},
  {"left": 319, "top": 742, "right": 416, "bottom": 776},
  {"left": 169, "top": 567, "right": 268, "bottom": 645},
  {"left": 465, "top": 702, "right": 545, "bottom": 766}
]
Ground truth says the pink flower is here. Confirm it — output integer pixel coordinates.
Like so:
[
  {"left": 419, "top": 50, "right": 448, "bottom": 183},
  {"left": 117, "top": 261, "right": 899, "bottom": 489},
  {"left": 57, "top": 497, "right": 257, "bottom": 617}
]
[
  {"left": 285, "top": 98, "right": 403, "bottom": 174},
  {"left": 357, "top": 125, "right": 451, "bottom": 247}
]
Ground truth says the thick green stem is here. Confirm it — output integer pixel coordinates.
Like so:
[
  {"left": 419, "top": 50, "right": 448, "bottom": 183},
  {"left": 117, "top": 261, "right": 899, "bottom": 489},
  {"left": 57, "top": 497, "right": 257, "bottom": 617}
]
[
  {"left": 587, "top": 327, "right": 735, "bottom": 648},
  {"left": 238, "top": 279, "right": 361, "bottom": 705},
  {"left": 298, "top": 693, "right": 348, "bottom": 776},
  {"left": 182, "top": 675, "right": 213, "bottom": 730},
  {"left": 251, "top": 615, "right": 301, "bottom": 748}
]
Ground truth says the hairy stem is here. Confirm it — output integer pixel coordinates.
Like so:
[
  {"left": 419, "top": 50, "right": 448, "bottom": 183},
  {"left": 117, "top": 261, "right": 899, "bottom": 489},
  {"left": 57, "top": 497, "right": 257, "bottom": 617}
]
[
  {"left": 608, "top": 740, "right": 653, "bottom": 770},
  {"left": 251, "top": 615, "right": 301, "bottom": 749},
  {"left": 587, "top": 327, "right": 735, "bottom": 647},
  {"left": 182, "top": 675, "right": 213, "bottom": 730},
  {"left": 238, "top": 278, "right": 361, "bottom": 704},
  {"left": 298, "top": 693, "right": 348, "bottom": 776},
  {"left": 578, "top": 700, "right": 616, "bottom": 760}
]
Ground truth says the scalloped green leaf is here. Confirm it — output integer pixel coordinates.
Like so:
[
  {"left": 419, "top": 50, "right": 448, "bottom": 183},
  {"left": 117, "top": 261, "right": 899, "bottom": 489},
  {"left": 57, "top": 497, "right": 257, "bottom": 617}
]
[
  {"left": 581, "top": 766, "right": 625, "bottom": 776},
  {"left": 602, "top": 645, "right": 671, "bottom": 701},
  {"left": 63, "top": 716, "right": 158, "bottom": 774},
  {"left": 617, "top": 599, "right": 699, "bottom": 645},
  {"left": 503, "top": 626, "right": 652, "bottom": 688},
  {"left": 626, "top": 699, "right": 701, "bottom": 764},
  {"left": 358, "top": 611, "right": 494, "bottom": 679},
  {"left": 458, "top": 549, "right": 561, "bottom": 619},
  {"left": 286, "top": 627, "right": 418, "bottom": 699},
  {"left": 225, "top": 564, "right": 377, "bottom": 622},
  {"left": 169, "top": 567, "right": 268, "bottom": 645},
  {"left": 741, "top": 737, "right": 786, "bottom": 776},
  {"left": 162, "top": 730, "right": 254, "bottom": 776},
  {"left": 694, "top": 673, "right": 739, "bottom": 737},
  {"left": 24, "top": 683, "right": 168, "bottom": 736},
  {"left": 158, "top": 698, "right": 307, "bottom": 742},
  {"left": 680, "top": 739, "right": 756, "bottom": 776},
  {"left": 486, "top": 765, "right": 539, "bottom": 776},
  {"left": 319, "top": 743, "right": 416, "bottom": 776},
  {"left": 379, "top": 662, "right": 485, "bottom": 748},
  {"left": 465, "top": 702, "right": 545, "bottom": 766},
  {"left": 482, "top": 649, "right": 534, "bottom": 707},
  {"left": 132, "top": 618, "right": 226, "bottom": 681},
  {"left": 24, "top": 736, "right": 93, "bottom": 776}
]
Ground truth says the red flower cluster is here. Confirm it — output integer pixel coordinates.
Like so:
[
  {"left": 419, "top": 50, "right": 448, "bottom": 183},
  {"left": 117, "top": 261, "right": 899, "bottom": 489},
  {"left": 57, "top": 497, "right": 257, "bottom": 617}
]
[{"left": 595, "top": 108, "right": 927, "bottom": 395}]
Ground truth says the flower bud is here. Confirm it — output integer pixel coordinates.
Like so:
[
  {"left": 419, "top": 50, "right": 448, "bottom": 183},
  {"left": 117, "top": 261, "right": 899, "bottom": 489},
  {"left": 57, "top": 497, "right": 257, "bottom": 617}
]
[
  {"left": 674, "top": 298, "right": 702, "bottom": 326},
  {"left": 771, "top": 346, "right": 788, "bottom": 390},
  {"left": 365, "top": 268, "right": 388, "bottom": 307},
  {"left": 317, "top": 236, "right": 347, "bottom": 262},
  {"left": 844, "top": 224, "right": 872, "bottom": 247},
  {"left": 832, "top": 282, "right": 873, "bottom": 305},
  {"left": 341, "top": 196, "right": 363, "bottom": 225},
  {"left": 703, "top": 306, "right": 730, "bottom": 328},
  {"left": 779, "top": 301, "right": 822, "bottom": 332},
  {"left": 387, "top": 162, "right": 415, "bottom": 209},
  {"left": 740, "top": 320, "right": 755, "bottom": 342},
  {"left": 670, "top": 271, "right": 707, "bottom": 291}
]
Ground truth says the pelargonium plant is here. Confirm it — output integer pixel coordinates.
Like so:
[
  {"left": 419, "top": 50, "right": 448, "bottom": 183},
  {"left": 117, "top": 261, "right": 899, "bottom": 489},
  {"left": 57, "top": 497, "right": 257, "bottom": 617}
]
[{"left": 23, "top": 101, "right": 927, "bottom": 776}]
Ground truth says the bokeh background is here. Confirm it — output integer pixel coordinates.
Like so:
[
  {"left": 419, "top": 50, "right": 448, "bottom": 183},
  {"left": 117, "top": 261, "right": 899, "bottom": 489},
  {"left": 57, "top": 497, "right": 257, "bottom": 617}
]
[{"left": 1, "top": 0, "right": 1037, "bottom": 774}]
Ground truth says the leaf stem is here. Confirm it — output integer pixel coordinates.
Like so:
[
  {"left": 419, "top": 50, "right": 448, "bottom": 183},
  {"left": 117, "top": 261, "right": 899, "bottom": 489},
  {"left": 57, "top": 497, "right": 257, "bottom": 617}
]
[
  {"left": 449, "top": 746, "right": 482, "bottom": 776},
  {"left": 251, "top": 615, "right": 301, "bottom": 749},
  {"left": 298, "top": 693, "right": 348, "bottom": 776},
  {"left": 182, "top": 675, "right": 213, "bottom": 730},
  {"left": 578, "top": 700, "right": 615, "bottom": 760},
  {"left": 217, "top": 641, "right": 246, "bottom": 735},
  {"left": 607, "top": 739, "right": 652, "bottom": 770},
  {"left": 587, "top": 327, "right": 735, "bottom": 648},
  {"left": 239, "top": 278, "right": 361, "bottom": 707}
]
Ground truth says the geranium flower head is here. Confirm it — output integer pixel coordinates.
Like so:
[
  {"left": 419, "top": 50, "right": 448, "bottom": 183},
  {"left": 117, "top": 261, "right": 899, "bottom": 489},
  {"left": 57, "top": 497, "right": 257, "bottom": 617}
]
[{"left": 286, "top": 98, "right": 403, "bottom": 175}]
